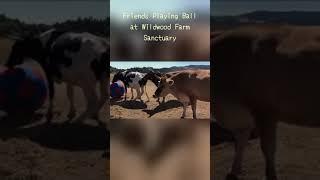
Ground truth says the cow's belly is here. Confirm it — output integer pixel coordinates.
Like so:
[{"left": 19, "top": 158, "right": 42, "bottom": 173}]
[
  {"left": 180, "top": 80, "right": 210, "bottom": 102},
  {"left": 231, "top": 83, "right": 320, "bottom": 127},
  {"left": 128, "top": 82, "right": 141, "bottom": 90},
  {"left": 262, "top": 96, "right": 320, "bottom": 127},
  {"left": 176, "top": 93, "right": 190, "bottom": 103},
  {"left": 60, "top": 68, "right": 97, "bottom": 85}
]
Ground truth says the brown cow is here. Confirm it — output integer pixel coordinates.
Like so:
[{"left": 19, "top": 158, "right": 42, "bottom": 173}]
[
  {"left": 213, "top": 25, "right": 320, "bottom": 180},
  {"left": 153, "top": 70, "right": 210, "bottom": 119}
]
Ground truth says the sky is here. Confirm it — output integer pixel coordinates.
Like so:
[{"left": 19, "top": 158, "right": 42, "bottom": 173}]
[
  {"left": 212, "top": 0, "right": 320, "bottom": 16},
  {"left": 0, "top": 1, "right": 108, "bottom": 24},
  {"left": 110, "top": 61, "right": 210, "bottom": 69},
  {"left": 0, "top": 0, "right": 319, "bottom": 23},
  {"left": 111, "top": 0, "right": 209, "bottom": 13}
]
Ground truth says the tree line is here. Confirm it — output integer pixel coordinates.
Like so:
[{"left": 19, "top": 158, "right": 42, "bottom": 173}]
[
  {"left": 0, "top": 14, "right": 109, "bottom": 37},
  {"left": 110, "top": 65, "right": 210, "bottom": 74}
]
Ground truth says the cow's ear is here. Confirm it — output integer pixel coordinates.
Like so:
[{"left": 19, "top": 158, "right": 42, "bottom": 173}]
[{"left": 168, "top": 80, "right": 174, "bottom": 86}]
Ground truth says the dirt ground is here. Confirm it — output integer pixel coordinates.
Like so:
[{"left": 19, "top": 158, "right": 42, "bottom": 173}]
[
  {"left": 110, "top": 73, "right": 210, "bottom": 120},
  {"left": 0, "top": 38, "right": 108, "bottom": 180},
  {"left": 212, "top": 122, "right": 320, "bottom": 180}
]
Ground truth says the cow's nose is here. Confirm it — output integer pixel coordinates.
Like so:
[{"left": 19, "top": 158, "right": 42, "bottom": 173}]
[{"left": 153, "top": 94, "right": 157, "bottom": 98}]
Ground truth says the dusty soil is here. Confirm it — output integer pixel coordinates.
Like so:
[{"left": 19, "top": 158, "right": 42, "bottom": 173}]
[
  {"left": 110, "top": 73, "right": 210, "bottom": 120},
  {"left": 0, "top": 38, "right": 108, "bottom": 180},
  {"left": 212, "top": 122, "right": 320, "bottom": 180}
]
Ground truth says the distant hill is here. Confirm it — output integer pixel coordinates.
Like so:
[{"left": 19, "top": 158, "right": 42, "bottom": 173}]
[
  {"left": 213, "top": 10, "right": 320, "bottom": 29},
  {"left": 110, "top": 65, "right": 210, "bottom": 74}
]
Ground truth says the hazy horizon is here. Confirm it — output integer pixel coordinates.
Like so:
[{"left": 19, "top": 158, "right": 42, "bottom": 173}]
[{"left": 110, "top": 61, "right": 210, "bottom": 70}]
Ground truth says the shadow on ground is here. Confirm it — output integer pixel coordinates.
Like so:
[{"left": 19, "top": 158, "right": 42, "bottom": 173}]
[
  {"left": 142, "top": 100, "right": 182, "bottom": 117},
  {"left": 0, "top": 116, "right": 109, "bottom": 151},
  {"left": 111, "top": 99, "right": 147, "bottom": 109}
]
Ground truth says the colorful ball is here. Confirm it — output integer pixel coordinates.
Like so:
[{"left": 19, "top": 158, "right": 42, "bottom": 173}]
[
  {"left": 110, "top": 80, "right": 125, "bottom": 98},
  {"left": 0, "top": 67, "right": 48, "bottom": 113}
]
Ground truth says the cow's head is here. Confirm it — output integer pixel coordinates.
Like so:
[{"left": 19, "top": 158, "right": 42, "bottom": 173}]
[
  {"left": 112, "top": 71, "right": 125, "bottom": 83},
  {"left": 6, "top": 36, "right": 47, "bottom": 67},
  {"left": 144, "top": 70, "right": 162, "bottom": 86},
  {"left": 153, "top": 76, "right": 175, "bottom": 98}
]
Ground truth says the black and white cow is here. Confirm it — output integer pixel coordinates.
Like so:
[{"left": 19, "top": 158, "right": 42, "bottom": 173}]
[
  {"left": 112, "top": 70, "right": 165, "bottom": 103},
  {"left": 6, "top": 29, "right": 109, "bottom": 125}
]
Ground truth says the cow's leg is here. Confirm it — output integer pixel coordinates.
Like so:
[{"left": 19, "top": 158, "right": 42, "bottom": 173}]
[
  {"left": 181, "top": 101, "right": 188, "bottom": 119},
  {"left": 134, "top": 88, "right": 141, "bottom": 100},
  {"left": 131, "top": 88, "right": 134, "bottom": 99},
  {"left": 138, "top": 86, "right": 146, "bottom": 102},
  {"left": 179, "top": 94, "right": 190, "bottom": 119},
  {"left": 215, "top": 98, "right": 255, "bottom": 180},
  {"left": 138, "top": 86, "right": 143, "bottom": 100},
  {"left": 162, "top": 96, "right": 165, "bottom": 103},
  {"left": 66, "top": 84, "right": 76, "bottom": 120},
  {"left": 190, "top": 96, "right": 197, "bottom": 119},
  {"left": 96, "top": 76, "right": 108, "bottom": 125},
  {"left": 46, "top": 76, "right": 55, "bottom": 124},
  {"left": 124, "top": 86, "right": 127, "bottom": 100},
  {"left": 71, "top": 85, "right": 98, "bottom": 123},
  {"left": 144, "top": 85, "right": 150, "bottom": 102},
  {"left": 226, "top": 130, "right": 251, "bottom": 180},
  {"left": 259, "top": 120, "right": 278, "bottom": 180}
]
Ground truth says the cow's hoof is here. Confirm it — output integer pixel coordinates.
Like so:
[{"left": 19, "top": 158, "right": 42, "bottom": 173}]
[
  {"left": 181, "top": 116, "right": 185, "bottom": 119},
  {"left": 226, "top": 173, "right": 239, "bottom": 180}
]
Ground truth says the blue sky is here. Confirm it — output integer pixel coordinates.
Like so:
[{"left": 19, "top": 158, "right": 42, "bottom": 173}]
[
  {"left": 110, "top": 61, "right": 210, "bottom": 69},
  {"left": 111, "top": 0, "right": 210, "bottom": 21},
  {"left": 212, "top": 1, "right": 320, "bottom": 16},
  {"left": 111, "top": 0, "right": 209, "bottom": 13}
]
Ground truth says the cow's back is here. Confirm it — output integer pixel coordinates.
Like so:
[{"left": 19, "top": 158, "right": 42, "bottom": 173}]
[
  {"left": 52, "top": 32, "right": 108, "bottom": 84},
  {"left": 171, "top": 70, "right": 210, "bottom": 102},
  {"left": 213, "top": 25, "right": 320, "bottom": 127}
]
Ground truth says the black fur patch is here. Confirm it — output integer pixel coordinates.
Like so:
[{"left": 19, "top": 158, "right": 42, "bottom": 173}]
[
  {"left": 49, "top": 36, "right": 82, "bottom": 80},
  {"left": 154, "top": 85, "right": 164, "bottom": 97},
  {"left": 50, "top": 36, "right": 82, "bottom": 67},
  {"left": 6, "top": 37, "right": 45, "bottom": 67},
  {"left": 139, "top": 78, "right": 148, "bottom": 87},
  {"left": 45, "top": 30, "right": 67, "bottom": 54},
  {"left": 125, "top": 73, "right": 134, "bottom": 84}
]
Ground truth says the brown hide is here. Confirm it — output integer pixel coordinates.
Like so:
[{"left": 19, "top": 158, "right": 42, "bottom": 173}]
[
  {"left": 213, "top": 25, "right": 320, "bottom": 127},
  {"left": 164, "top": 70, "right": 210, "bottom": 102}
]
